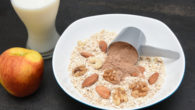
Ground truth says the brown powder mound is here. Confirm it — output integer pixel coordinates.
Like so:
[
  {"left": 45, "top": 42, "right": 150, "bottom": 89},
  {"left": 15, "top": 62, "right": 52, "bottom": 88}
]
[{"left": 102, "top": 42, "right": 141, "bottom": 83}]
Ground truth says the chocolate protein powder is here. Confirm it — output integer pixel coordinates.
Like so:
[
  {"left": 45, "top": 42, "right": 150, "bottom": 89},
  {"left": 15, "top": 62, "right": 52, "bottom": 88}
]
[{"left": 102, "top": 42, "right": 142, "bottom": 83}]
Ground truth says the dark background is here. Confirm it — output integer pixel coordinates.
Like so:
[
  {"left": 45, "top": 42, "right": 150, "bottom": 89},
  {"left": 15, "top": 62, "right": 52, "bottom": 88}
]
[{"left": 0, "top": 0, "right": 195, "bottom": 110}]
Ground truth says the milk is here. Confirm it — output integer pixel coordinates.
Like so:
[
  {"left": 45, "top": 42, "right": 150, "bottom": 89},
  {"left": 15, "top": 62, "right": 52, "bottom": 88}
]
[{"left": 11, "top": 0, "right": 60, "bottom": 58}]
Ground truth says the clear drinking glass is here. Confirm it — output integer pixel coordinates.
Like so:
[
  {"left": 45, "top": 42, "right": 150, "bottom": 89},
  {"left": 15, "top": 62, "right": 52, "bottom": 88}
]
[{"left": 11, "top": 0, "right": 60, "bottom": 59}]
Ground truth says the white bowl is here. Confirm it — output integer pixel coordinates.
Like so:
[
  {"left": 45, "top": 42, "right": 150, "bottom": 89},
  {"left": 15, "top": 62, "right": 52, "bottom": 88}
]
[{"left": 52, "top": 14, "right": 185, "bottom": 110}]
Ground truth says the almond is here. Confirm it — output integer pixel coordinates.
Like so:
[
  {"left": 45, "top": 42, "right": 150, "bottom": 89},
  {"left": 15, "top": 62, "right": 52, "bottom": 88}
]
[
  {"left": 82, "top": 73, "right": 98, "bottom": 88},
  {"left": 99, "top": 40, "right": 107, "bottom": 53},
  {"left": 96, "top": 85, "right": 111, "bottom": 99},
  {"left": 80, "top": 52, "right": 93, "bottom": 58},
  {"left": 130, "top": 72, "right": 139, "bottom": 77},
  {"left": 148, "top": 72, "right": 159, "bottom": 85},
  {"left": 138, "top": 66, "right": 145, "bottom": 73}
]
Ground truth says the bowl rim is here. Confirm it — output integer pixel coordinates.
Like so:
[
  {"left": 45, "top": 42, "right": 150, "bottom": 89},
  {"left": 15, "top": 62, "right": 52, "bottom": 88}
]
[{"left": 52, "top": 14, "right": 186, "bottom": 110}]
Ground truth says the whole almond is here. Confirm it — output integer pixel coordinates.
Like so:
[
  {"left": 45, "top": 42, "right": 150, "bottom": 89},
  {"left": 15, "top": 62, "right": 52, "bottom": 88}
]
[
  {"left": 96, "top": 85, "right": 111, "bottom": 99},
  {"left": 99, "top": 40, "right": 107, "bottom": 53},
  {"left": 80, "top": 52, "right": 93, "bottom": 58},
  {"left": 148, "top": 72, "right": 159, "bottom": 85},
  {"left": 82, "top": 73, "right": 98, "bottom": 88},
  {"left": 130, "top": 72, "right": 139, "bottom": 77}
]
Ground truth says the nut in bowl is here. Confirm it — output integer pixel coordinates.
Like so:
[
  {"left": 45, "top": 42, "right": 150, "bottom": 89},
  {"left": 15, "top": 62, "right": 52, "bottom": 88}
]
[{"left": 52, "top": 14, "right": 185, "bottom": 110}]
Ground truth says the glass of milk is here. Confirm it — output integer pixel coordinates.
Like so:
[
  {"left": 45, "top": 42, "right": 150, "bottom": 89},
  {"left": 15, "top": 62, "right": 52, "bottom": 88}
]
[{"left": 11, "top": 0, "right": 60, "bottom": 59}]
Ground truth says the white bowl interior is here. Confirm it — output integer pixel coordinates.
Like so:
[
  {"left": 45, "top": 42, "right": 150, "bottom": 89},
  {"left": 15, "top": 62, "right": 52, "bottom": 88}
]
[{"left": 52, "top": 14, "right": 185, "bottom": 110}]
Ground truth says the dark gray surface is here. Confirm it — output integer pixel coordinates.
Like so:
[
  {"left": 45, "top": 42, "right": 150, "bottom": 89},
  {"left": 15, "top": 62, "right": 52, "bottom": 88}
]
[{"left": 0, "top": 0, "right": 195, "bottom": 110}]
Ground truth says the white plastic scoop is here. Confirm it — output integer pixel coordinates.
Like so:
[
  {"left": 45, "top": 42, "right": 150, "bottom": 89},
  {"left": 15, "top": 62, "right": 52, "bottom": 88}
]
[{"left": 108, "top": 27, "right": 180, "bottom": 61}]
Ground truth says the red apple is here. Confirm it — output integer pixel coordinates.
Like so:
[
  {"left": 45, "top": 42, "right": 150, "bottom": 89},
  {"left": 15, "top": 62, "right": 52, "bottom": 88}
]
[{"left": 0, "top": 47, "right": 44, "bottom": 97}]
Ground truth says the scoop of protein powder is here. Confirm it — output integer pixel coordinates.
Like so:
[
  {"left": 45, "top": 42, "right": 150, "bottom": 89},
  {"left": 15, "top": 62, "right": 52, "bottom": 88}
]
[{"left": 108, "top": 27, "right": 180, "bottom": 63}]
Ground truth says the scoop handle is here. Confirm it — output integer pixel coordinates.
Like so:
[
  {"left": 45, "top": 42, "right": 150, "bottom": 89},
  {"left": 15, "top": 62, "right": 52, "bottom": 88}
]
[{"left": 141, "top": 45, "right": 180, "bottom": 59}]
